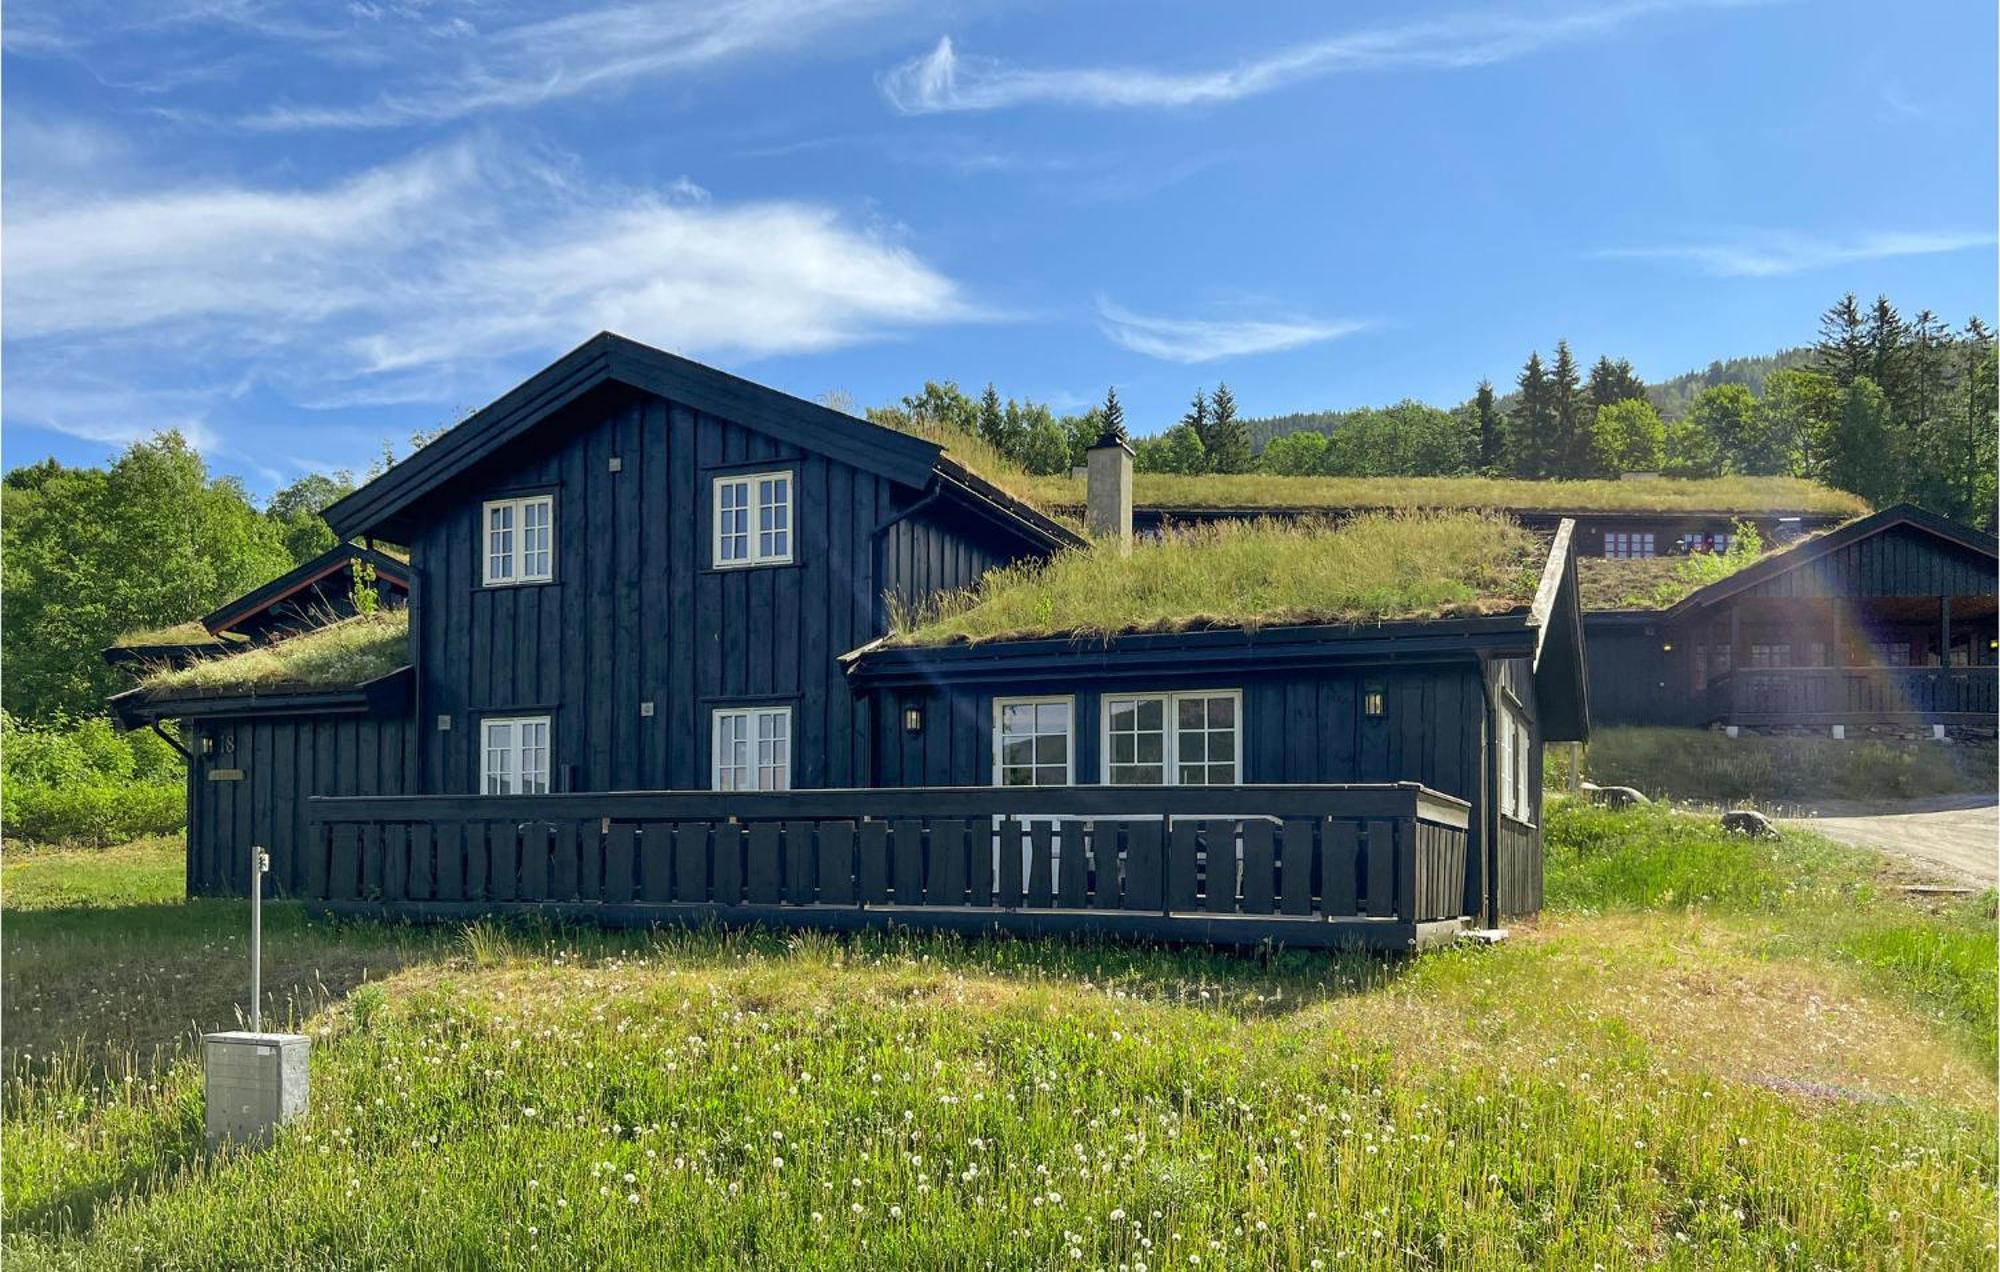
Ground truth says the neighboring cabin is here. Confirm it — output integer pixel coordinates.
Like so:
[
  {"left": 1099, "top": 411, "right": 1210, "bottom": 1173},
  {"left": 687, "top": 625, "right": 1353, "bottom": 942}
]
[
  {"left": 1579, "top": 504, "right": 1998, "bottom": 735},
  {"left": 107, "top": 334, "right": 1586, "bottom": 948}
]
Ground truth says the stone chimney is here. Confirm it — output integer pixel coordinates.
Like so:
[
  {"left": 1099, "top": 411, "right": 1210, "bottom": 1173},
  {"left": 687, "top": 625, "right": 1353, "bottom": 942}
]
[{"left": 1086, "top": 416, "right": 1133, "bottom": 552}]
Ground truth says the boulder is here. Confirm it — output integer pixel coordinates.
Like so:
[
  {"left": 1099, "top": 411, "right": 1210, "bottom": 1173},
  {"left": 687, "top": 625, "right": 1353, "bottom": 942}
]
[{"left": 1721, "top": 809, "right": 1778, "bottom": 838}]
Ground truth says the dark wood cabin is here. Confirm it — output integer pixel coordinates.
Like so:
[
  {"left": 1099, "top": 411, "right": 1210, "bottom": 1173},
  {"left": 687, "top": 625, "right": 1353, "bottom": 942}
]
[
  {"left": 110, "top": 334, "right": 1585, "bottom": 950},
  {"left": 1583, "top": 504, "right": 1997, "bottom": 733}
]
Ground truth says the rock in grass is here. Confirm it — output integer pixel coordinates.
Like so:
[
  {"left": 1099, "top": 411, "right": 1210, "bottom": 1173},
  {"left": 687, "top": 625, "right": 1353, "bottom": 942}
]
[
  {"left": 1721, "top": 809, "right": 1777, "bottom": 838},
  {"left": 1580, "top": 782, "right": 1650, "bottom": 808}
]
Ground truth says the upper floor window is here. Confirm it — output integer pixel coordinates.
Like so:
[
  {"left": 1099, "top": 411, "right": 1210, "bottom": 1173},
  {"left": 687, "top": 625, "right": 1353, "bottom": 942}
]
[
  {"left": 712, "top": 706, "right": 791, "bottom": 791},
  {"left": 481, "top": 715, "right": 550, "bottom": 795},
  {"left": 483, "top": 495, "right": 553, "bottom": 586},
  {"left": 994, "top": 697, "right": 1072, "bottom": 787},
  {"left": 713, "top": 471, "right": 792, "bottom": 568},
  {"left": 1103, "top": 690, "right": 1240, "bottom": 785}
]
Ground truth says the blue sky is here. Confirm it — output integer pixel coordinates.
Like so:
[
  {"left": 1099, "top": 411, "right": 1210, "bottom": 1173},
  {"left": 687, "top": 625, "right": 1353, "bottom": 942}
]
[{"left": 4, "top": 0, "right": 1993, "bottom": 494}]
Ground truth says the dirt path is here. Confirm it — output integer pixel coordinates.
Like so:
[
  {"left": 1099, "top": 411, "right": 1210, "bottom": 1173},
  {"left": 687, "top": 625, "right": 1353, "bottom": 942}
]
[{"left": 1781, "top": 795, "right": 1997, "bottom": 885}]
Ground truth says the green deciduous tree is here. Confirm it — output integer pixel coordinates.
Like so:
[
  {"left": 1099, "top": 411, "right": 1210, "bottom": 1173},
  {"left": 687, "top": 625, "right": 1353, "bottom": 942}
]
[
  {"left": 1589, "top": 399, "right": 1666, "bottom": 474},
  {"left": 266, "top": 471, "right": 355, "bottom": 564},
  {"left": 3, "top": 432, "right": 296, "bottom": 720},
  {"left": 1134, "top": 423, "right": 1208, "bottom": 474},
  {"left": 1259, "top": 430, "right": 1330, "bottom": 475}
]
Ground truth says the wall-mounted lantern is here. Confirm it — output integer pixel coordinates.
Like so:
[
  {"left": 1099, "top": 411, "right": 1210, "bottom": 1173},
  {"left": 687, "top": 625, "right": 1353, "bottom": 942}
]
[
  {"left": 199, "top": 734, "right": 215, "bottom": 756},
  {"left": 1661, "top": 642, "right": 1674, "bottom": 653},
  {"left": 1362, "top": 682, "right": 1386, "bottom": 719},
  {"left": 902, "top": 703, "right": 925, "bottom": 734}
]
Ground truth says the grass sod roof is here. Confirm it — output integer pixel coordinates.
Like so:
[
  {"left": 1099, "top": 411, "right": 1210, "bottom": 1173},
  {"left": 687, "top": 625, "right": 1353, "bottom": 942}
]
[
  {"left": 1019, "top": 473, "right": 1870, "bottom": 517},
  {"left": 888, "top": 512, "right": 1544, "bottom": 647},
  {"left": 111, "top": 621, "right": 247, "bottom": 649},
  {"left": 135, "top": 607, "right": 409, "bottom": 699}
]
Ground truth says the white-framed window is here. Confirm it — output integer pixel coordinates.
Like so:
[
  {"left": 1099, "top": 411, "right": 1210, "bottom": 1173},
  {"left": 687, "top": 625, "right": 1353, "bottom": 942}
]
[
  {"left": 712, "top": 706, "right": 791, "bottom": 791},
  {"left": 480, "top": 715, "right": 550, "bottom": 795},
  {"left": 993, "top": 697, "right": 1073, "bottom": 787},
  {"left": 1604, "top": 531, "right": 1656, "bottom": 559},
  {"left": 1498, "top": 705, "right": 1532, "bottom": 823},
  {"left": 1749, "top": 643, "right": 1791, "bottom": 669},
  {"left": 482, "top": 495, "right": 554, "bottom": 586},
  {"left": 713, "top": 471, "right": 793, "bottom": 568},
  {"left": 1102, "top": 690, "right": 1241, "bottom": 785}
]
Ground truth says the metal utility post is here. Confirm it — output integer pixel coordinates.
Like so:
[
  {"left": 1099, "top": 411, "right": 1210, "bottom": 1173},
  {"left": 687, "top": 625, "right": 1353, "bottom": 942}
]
[
  {"left": 205, "top": 842, "right": 309, "bottom": 1149},
  {"left": 250, "top": 843, "right": 268, "bottom": 1032}
]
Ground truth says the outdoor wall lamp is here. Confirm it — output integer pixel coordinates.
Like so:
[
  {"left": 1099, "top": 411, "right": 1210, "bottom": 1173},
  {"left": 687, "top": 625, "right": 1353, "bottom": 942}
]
[
  {"left": 1362, "top": 682, "right": 1386, "bottom": 718},
  {"left": 1661, "top": 642, "right": 1674, "bottom": 652},
  {"left": 199, "top": 735, "right": 215, "bottom": 756},
  {"left": 902, "top": 704, "right": 925, "bottom": 734}
]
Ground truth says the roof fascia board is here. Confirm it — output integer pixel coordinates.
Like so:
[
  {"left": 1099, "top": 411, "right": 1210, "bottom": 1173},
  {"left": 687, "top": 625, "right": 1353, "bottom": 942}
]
[{"left": 200, "top": 544, "right": 410, "bottom": 635}]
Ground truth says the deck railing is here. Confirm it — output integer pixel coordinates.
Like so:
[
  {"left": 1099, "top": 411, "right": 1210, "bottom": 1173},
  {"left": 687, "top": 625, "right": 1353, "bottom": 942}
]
[
  {"left": 1704, "top": 665, "right": 1997, "bottom": 725},
  {"left": 304, "top": 783, "right": 1474, "bottom": 950}
]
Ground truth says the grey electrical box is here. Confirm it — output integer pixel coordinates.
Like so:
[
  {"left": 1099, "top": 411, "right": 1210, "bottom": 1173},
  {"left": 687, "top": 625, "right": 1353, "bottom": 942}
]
[{"left": 204, "top": 1031, "right": 311, "bottom": 1148}]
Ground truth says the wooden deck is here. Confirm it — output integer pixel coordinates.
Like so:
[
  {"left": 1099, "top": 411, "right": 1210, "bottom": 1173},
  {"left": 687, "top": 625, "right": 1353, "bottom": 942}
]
[{"left": 304, "top": 783, "right": 1480, "bottom": 952}]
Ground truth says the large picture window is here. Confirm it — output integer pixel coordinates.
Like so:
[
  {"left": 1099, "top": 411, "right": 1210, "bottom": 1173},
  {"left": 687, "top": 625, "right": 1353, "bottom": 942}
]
[
  {"left": 713, "top": 471, "right": 793, "bottom": 567},
  {"left": 1102, "top": 690, "right": 1240, "bottom": 785},
  {"left": 712, "top": 706, "right": 791, "bottom": 791},
  {"left": 481, "top": 716, "right": 550, "bottom": 795},
  {"left": 993, "top": 697, "right": 1072, "bottom": 787},
  {"left": 482, "top": 495, "right": 553, "bottom": 586}
]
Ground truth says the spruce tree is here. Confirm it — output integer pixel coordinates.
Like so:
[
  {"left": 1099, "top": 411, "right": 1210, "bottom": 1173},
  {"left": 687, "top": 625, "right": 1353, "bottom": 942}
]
[
  {"left": 977, "top": 383, "right": 1006, "bottom": 452},
  {"left": 1587, "top": 356, "right": 1646, "bottom": 407},
  {"left": 1814, "top": 292, "right": 1870, "bottom": 387},
  {"left": 1097, "top": 386, "right": 1126, "bottom": 445},
  {"left": 1863, "top": 294, "right": 1914, "bottom": 421},
  {"left": 1548, "top": 341, "right": 1592, "bottom": 477},
  {"left": 1509, "top": 352, "right": 1552, "bottom": 477},
  {"left": 1206, "top": 382, "right": 1251, "bottom": 473},
  {"left": 1181, "top": 388, "right": 1211, "bottom": 455},
  {"left": 1473, "top": 379, "right": 1501, "bottom": 471}
]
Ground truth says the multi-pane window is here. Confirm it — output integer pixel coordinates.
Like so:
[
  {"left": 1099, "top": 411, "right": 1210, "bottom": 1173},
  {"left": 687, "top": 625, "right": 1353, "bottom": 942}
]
[
  {"left": 712, "top": 706, "right": 791, "bottom": 791},
  {"left": 1604, "top": 532, "right": 1656, "bottom": 559},
  {"left": 1101, "top": 691, "right": 1241, "bottom": 785},
  {"left": 994, "top": 698, "right": 1072, "bottom": 787},
  {"left": 1748, "top": 643, "right": 1791, "bottom": 668},
  {"left": 481, "top": 716, "right": 550, "bottom": 795},
  {"left": 713, "top": 471, "right": 793, "bottom": 567},
  {"left": 482, "top": 496, "right": 554, "bottom": 585},
  {"left": 1870, "top": 641, "right": 1912, "bottom": 667}
]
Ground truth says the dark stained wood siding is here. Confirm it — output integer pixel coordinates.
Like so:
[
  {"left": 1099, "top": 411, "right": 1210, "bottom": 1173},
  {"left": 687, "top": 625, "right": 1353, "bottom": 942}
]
[
  {"left": 867, "top": 662, "right": 1490, "bottom": 801},
  {"left": 406, "top": 388, "right": 1032, "bottom": 795},
  {"left": 1736, "top": 523, "right": 1993, "bottom": 599},
  {"left": 185, "top": 713, "right": 416, "bottom": 897}
]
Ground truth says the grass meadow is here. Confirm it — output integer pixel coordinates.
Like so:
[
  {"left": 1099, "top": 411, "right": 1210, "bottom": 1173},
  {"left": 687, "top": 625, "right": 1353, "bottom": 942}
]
[{"left": 3, "top": 803, "right": 1994, "bottom": 1269}]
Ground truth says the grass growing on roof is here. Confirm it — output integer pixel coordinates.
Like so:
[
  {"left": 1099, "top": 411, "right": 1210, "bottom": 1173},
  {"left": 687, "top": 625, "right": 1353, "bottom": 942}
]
[
  {"left": 890, "top": 512, "right": 1543, "bottom": 646},
  {"left": 1022, "top": 472, "right": 1870, "bottom": 515},
  {"left": 109, "top": 621, "right": 242, "bottom": 648},
  {"left": 135, "top": 608, "right": 408, "bottom": 698}
]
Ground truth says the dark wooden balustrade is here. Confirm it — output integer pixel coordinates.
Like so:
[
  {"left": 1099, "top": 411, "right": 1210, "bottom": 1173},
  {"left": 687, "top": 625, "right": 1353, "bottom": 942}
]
[
  {"left": 304, "top": 783, "right": 1474, "bottom": 951},
  {"left": 1704, "top": 666, "right": 1997, "bottom": 725}
]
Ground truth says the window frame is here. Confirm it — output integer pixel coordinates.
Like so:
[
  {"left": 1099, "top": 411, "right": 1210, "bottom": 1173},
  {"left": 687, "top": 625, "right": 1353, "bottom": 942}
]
[
  {"left": 1603, "top": 531, "right": 1656, "bottom": 560},
  {"left": 710, "top": 705, "right": 793, "bottom": 791},
  {"left": 711, "top": 469, "right": 795, "bottom": 569},
  {"left": 480, "top": 494, "right": 555, "bottom": 587},
  {"left": 991, "top": 695, "right": 1075, "bottom": 788},
  {"left": 479, "top": 714, "right": 551, "bottom": 795},
  {"left": 1097, "top": 688, "right": 1243, "bottom": 786}
]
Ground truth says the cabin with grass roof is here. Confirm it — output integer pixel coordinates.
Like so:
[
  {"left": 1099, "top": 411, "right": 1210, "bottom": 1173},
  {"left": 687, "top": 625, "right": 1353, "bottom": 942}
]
[
  {"left": 107, "top": 334, "right": 1586, "bottom": 949},
  {"left": 1579, "top": 504, "right": 1997, "bottom": 734}
]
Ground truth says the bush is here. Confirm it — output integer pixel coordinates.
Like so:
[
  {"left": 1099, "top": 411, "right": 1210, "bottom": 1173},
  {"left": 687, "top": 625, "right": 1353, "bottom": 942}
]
[{"left": 2, "top": 712, "right": 186, "bottom": 846}]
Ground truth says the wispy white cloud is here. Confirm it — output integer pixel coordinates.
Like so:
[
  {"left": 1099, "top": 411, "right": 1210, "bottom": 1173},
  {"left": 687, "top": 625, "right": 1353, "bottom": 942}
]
[
  {"left": 4, "top": 138, "right": 979, "bottom": 399},
  {"left": 881, "top": 1, "right": 1760, "bottom": 114},
  {"left": 239, "top": 0, "right": 903, "bottom": 130},
  {"left": 1095, "top": 298, "right": 1368, "bottom": 364},
  {"left": 1596, "top": 230, "right": 1995, "bottom": 277}
]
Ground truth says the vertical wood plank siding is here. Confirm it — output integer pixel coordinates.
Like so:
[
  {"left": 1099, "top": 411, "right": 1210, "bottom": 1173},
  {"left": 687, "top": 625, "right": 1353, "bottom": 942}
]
[{"left": 304, "top": 784, "right": 1473, "bottom": 948}]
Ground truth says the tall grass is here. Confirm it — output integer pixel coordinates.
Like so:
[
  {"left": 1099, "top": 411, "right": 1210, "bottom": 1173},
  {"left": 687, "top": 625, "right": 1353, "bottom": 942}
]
[
  {"left": 1569, "top": 726, "right": 1999, "bottom": 802},
  {"left": 1022, "top": 472, "right": 1870, "bottom": 515},
  {"left": 892, "top": 512, "right": 1541, "bottom": 645},
  {"left": 138, "top": 607, "right": 409, "bottom": 697}
]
